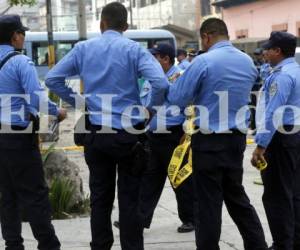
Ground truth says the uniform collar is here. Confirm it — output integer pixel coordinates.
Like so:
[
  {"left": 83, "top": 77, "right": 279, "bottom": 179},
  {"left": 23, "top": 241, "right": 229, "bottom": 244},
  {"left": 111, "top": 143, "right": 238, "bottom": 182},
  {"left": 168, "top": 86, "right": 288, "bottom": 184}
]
[
  {"left": 0, "top": 45, "right": 14, "bottom": 58},
  {"left": 274, "top": 57, "right": 296, "bottom": 71},
  {"left": 208, "top": 40, "right": 232, "bottom": 52},
  {"left": 180, "top": 58, "right": 189, "bottom": 64},
  {"left": 102, "top": 30, "right": 123, "bottom": 37},
  {"left": 166, "top": 64, "right": 179, "bottom": 79}
]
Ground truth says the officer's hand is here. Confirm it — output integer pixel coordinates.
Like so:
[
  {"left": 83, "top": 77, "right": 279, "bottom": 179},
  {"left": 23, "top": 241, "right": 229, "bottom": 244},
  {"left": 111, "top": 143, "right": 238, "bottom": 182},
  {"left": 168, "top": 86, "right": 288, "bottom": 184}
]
[
  {"left": 179, "top": 134, "right": 186, "bottom": 144},
  {"left": 251, "top": 146, "right": 266, "bottom": 169},
  {"left": 144, "top": 108, "right": 154, "bottom": 126},
  {"left": 57, "top": 108, "right": 67, "bottom": 122}
]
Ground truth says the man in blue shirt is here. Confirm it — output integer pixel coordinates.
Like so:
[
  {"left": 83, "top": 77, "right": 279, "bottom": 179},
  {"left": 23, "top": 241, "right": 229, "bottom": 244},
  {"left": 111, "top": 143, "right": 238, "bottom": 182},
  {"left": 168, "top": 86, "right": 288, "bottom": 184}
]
[
  {"left": 177, "top": 49, "right": 190, "bottom": 71},
  {"left": 45, "top": 3, "right": 168, "bottom": 250},
  {"left": 260, "top": 50, "right": 272, "bottom": 84},
  {"left": 0, "top": 15, "right": 66, "bottom": 250},
  {"left": 252, "top": 32, "right": 300, "bottom": 250},
  {"left": 138, "top": 43, "right": 194, "bottom": 233},
  {"left": 167, "top": 18, "right": 268, "bottom": 250}
]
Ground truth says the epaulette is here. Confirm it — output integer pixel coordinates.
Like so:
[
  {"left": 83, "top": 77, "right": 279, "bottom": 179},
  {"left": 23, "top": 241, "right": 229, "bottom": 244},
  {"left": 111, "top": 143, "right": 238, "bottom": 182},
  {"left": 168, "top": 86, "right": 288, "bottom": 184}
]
[{"left": 270, "top": 66, "right": 282, "bottom": 74}]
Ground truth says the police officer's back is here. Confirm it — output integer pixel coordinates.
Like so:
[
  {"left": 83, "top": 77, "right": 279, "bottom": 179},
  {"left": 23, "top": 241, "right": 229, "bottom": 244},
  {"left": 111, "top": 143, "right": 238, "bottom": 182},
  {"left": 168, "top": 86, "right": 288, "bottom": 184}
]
[
  {"left": 45, "top": 3, "right": 168, "bottom": 250},
  {"left": 0, "top": 15, "right": 66, "bottom": 250},
  {"left": 252, "top": 31, "right": 300, "bottom": 250},
  {"left": 138, "top": 43, "right": 194, "bottom": 233},
  {"left": 177, "top": 48, "right": 190, "bottom": 71},
  {"left": 167, "top": 18, "right": 268, "bottom": 250}
]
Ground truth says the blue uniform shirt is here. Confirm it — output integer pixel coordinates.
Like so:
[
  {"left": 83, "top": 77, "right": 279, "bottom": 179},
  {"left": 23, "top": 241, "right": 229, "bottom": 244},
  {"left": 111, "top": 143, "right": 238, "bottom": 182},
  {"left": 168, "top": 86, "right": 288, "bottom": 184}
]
[
  {"left": 0, "top": 45, "right": 58, "bottom": 127},
  {"left": 260, "top": 63, "right": 272, "bottom": 84},
  {"left": 178, "top": 58, "right": 190, "bottom": 71},
  {"left": 255, "top": 57, "right": 300, "bottom": 148},
  {"left": 168, "top": 41, "right": 257, "bottom": 133},
  {"left": 46, "top": 30, "right": 168, "bottom": 129},
  {"left": 141, "top": 64, "right": 185, "bottom": 131}
]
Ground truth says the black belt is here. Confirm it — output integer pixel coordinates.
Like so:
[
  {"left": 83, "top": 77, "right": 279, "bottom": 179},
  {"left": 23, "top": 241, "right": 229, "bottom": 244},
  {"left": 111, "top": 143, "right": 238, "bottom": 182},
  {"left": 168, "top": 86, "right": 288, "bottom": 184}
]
[
  {"left": 89, "top": 122, "right": 146, "bottom": 133},
  {"left": 194, "top": 127, "right": 246, "bottom": 136},
  {"left": 0, "top": 124, "right": 30, "bottom": 131}
]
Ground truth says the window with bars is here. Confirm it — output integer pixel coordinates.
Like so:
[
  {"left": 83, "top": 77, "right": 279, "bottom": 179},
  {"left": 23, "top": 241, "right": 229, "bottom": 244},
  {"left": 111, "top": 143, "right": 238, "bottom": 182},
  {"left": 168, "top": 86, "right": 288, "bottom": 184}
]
[{"left": 201, "top": 0, "right": 211, "bottom": 16}]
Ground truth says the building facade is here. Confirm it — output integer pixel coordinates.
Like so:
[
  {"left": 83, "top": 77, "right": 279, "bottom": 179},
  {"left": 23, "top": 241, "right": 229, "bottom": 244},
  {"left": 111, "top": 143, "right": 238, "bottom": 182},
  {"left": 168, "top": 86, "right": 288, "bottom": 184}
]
[{"left": 214, "top": 0, "right": 300, "bottom": 40}]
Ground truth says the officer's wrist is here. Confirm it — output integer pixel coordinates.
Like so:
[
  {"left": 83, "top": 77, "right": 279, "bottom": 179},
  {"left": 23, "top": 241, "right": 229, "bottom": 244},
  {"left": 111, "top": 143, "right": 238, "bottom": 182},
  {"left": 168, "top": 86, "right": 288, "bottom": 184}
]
[{"left": 257, "top": 144, "right": 266, "bottom": 150}]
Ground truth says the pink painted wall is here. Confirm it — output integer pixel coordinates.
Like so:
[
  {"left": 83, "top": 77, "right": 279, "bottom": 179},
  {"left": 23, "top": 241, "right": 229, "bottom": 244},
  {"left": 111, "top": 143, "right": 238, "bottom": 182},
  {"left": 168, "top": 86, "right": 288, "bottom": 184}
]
[{"left": 223, "top": 0, "right": 300, "bottom": 40}]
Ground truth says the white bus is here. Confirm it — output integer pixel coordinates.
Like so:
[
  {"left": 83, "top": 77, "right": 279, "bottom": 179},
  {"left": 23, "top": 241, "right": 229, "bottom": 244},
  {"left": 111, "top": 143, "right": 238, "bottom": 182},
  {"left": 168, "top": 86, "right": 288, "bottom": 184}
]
[
  {"left": 24, "top": 29, "right": 177, "bottom": 79},
  {"left": 296, "top": 47, "right": 300, "bottom": 64}
]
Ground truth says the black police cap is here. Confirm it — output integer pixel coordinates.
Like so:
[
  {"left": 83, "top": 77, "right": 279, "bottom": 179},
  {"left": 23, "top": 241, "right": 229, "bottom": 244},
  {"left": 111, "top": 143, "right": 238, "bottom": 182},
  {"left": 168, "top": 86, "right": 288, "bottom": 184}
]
[
  {"left": 149, "top": 43, "right": 176, "bottom": 60},
  {"left": 0, "top": 14, "right": 29, "bottom": 36},
  {"left": 263, "top": 31, "right": 296, "bottom": 51},
  {"left": 177, "top": 49, "right": 187, "bottom": 57},
  {"left": 253, "top": 48, "right": 263, "bottom": 55}
]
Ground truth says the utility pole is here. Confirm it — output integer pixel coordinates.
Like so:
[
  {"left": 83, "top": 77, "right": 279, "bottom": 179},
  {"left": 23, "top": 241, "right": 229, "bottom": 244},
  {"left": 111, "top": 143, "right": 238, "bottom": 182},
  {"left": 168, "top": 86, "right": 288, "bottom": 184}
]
[
  {"left": 78, "top": 0, "right": 87, "bottom": 93},
  {"left": 46, "top": 0, "right": 55, "bottom": 69},
  {"left": 129, "top": 0, "right": 133, "bottom": 29},
  {"left": 45, "top": 0, "right": 60, "bottom": 141},
  {"left": 78, "top": 0, "right": 87, "bottom": 41}
]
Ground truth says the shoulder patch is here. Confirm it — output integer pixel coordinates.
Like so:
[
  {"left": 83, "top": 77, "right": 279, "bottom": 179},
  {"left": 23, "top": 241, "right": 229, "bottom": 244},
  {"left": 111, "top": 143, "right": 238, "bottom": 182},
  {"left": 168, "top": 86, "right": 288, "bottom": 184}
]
[
  {"left": 271, "top": 66, "right": 282, "bottom": 74},
  {"left": 269, "top": 81, "right": 278, "bottom": 97}
]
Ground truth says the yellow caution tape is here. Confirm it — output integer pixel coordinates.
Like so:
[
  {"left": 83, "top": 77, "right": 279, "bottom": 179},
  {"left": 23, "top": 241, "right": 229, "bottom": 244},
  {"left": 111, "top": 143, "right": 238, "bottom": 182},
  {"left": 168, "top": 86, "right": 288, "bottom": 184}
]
[
  {"left": 257, "top": 160, "right": 267, "bottom": 171},
  {"left": 40, "top": 145, "right": 84, "bottom": 153},
  {"left": 168, "top": 136, "right": 192, "bottom": 189},
  {"left": 247, "top": 138, "right": 254, "bottom": 145},
  {"left": 172, "top": 149, "right": 193, "bottom": 188},
  {"left": 168, "top": 106, "right": 195, "bottom": 189}
]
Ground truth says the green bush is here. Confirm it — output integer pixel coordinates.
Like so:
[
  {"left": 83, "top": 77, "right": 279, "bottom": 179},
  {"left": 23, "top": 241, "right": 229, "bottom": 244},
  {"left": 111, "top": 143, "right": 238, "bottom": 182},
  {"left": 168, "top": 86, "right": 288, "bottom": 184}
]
[{"left": 49, "top": 178, "right": 75, "bottom": 219}]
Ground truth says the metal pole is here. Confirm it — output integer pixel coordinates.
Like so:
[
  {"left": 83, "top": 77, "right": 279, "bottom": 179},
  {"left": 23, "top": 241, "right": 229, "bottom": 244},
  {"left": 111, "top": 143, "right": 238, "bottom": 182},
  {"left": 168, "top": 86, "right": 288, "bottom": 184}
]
[
  {"left": 46, "top": 0, "right": 55, "bottom": 69},
  {"left": 46, "top": 0, "right": 60, "bottom": 141},
  {"left": 159, "top": 0, "right": 162, "bottom": 27},
  {"left": 78, "top": 0, "right": 87, "bottom": 41},
  {"left": 129, "top": 0, "right": 133, "bottom": 29},
  {"left": 78, "top": 0, "right": 87, "bottom": 93}
]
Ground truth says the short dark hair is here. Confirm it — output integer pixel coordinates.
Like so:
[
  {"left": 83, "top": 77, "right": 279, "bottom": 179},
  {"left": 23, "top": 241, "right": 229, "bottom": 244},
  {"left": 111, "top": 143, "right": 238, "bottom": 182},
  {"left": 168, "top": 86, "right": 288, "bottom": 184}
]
[
  {"left": 177, "top": 49, "right": 187, "bottom": 57},
  {"left": 276, "top": 46, "right": 295, "bottom": 58},
  {"left": 101, "top": 2, "right": 128, "bottom": 30},
  {"left": 200, "top": 18, "right": 229, "bottom": 38},
  {"left": 0, "top": 31, "right": 14, "bottom": 44},
  {"left": 158, "top": 53, "right": 175, "bottom": 65}
]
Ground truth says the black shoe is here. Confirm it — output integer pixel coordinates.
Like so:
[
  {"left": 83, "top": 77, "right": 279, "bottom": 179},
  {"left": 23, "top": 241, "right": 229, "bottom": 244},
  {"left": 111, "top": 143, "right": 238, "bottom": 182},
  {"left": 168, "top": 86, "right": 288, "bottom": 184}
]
[
  {"left": 177, "top": 222, "right": 194, "bottom": 233},
  {"left": 113, "top": 221, "right": 120, "bottom": 229}
]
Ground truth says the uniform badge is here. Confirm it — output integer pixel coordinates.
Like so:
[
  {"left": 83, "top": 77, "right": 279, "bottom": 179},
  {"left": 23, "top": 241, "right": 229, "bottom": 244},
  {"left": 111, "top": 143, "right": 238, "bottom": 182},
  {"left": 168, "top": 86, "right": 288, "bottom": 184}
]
[{"left": 269, "top": 82, "right": 278, "bottom": 97}]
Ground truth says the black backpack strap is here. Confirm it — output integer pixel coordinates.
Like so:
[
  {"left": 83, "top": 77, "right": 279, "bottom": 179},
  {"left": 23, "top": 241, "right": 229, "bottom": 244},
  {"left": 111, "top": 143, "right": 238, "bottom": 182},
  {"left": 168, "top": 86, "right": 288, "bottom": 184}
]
[{"left": 0, "top": 51, "right": 21, "bottom": 70}]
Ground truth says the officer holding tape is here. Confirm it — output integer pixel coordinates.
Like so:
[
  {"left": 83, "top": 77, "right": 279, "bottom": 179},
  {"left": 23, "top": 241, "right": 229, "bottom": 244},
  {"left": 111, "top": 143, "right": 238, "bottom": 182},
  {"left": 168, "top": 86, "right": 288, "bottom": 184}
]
[
  {"left": 0, "top": 15, "right": 66, "bottom": 250},
  {"left": 167, "top": 18, "right": 268, "bottom": 250},
  {"left": 138, "top": 43, "right": 194, "bottom": 233},
  {"left": 252, "top": 31, "right": 300, "bottom": 250}
]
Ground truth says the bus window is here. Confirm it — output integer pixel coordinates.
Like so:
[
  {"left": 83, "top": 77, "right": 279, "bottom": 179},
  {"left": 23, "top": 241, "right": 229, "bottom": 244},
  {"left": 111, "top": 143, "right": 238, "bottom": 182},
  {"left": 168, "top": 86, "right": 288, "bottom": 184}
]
[
  {"left": 149, "top": 38, "right": 175, "bottom": 49},
  {"left": 295, "top": 48, "right": 300, "bottom": 65},
  {"left": 32, "top": 42, "right": 48, "bottom": 66},
  {"left": 136, "top": 40, "right": 148, "bottom": 49},
  {"left": 56, "top": 42, "right": 74, "bottom": 61},
  {"left": 133, "top": 38, "right": 175, "bottom": 49}
]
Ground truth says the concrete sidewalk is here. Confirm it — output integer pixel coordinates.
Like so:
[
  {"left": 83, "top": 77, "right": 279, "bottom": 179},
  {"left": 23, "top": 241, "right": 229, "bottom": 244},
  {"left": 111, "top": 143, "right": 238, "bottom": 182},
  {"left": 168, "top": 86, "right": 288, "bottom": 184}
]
[
  {"left": 0, "top": 145, "right": 272, "bottom": 250},
  {"left": 0, "top": 112, "right": 272, "bottom": 249}
]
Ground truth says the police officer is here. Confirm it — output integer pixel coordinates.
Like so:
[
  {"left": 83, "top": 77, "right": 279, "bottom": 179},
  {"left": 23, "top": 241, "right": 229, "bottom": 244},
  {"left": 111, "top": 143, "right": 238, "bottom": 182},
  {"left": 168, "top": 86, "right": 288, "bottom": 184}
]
[
  {"left": 250, "top": 48, "right": 265, "bottom": 133},
  {"left": 45, "top": 2, "right": 168, "bottom": 250},
  {"left": 187, "top": 49, "right": 197, "bottom": 63},
  {"left": 252, "top": 31, "right": 300, "bottom": 250},
  {"left": 138, "top": 43, "right": 194, "bottom": 233},
  {"left": 168, "top": 18, "right": 268, "bottom": 250},
  {"left": 177, "top": 49, "right": 190, "bottom": 71},
  {"left": 260, "top": 49, "right": 272, "bottom": 84},
  {"left": 0, "top": 15, "right": 66, "bottom": 250}
]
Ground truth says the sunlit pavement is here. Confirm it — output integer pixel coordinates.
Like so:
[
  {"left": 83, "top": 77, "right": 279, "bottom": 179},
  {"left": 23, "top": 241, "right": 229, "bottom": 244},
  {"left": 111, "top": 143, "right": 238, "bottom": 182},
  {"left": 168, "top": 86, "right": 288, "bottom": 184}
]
[{"left": 0, "top": 109, "right": 272, "bottom": 249}]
